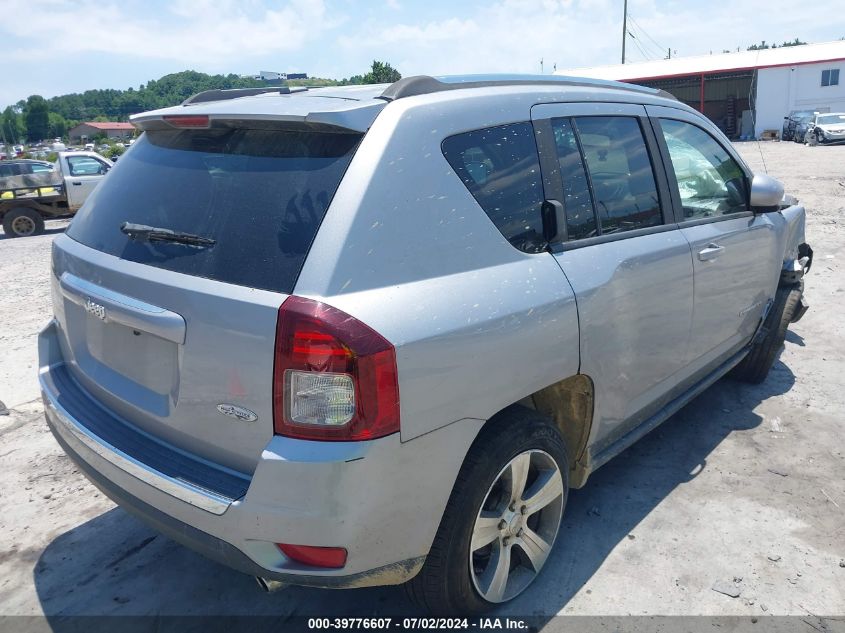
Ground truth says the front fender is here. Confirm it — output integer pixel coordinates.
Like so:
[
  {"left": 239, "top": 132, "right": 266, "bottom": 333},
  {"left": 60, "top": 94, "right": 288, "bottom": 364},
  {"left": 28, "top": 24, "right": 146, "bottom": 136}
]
[{"left": 779, "top": 204, "right": 811, "bottom": 284}]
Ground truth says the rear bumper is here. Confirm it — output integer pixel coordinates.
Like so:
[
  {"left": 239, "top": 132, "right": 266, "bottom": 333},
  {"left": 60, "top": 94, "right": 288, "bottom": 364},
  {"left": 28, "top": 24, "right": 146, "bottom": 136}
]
[
  {"left": 48, "top": 421, "right": 423, "bottom": 588},
  {"left": 39, "top": 320, "right": 482, "bottom": 588}
]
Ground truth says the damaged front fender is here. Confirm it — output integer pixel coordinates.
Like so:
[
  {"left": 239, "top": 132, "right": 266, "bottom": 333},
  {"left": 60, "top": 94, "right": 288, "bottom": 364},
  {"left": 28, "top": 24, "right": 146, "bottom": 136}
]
[{"left": 779, "top": 204, "right": 812, "bottom": 284}]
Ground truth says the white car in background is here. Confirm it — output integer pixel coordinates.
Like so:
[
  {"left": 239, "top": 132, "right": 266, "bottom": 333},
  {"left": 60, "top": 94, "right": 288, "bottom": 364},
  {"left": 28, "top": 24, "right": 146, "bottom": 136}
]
[{"left": 805, "top": 112, "right": 845, "bottom": 145}]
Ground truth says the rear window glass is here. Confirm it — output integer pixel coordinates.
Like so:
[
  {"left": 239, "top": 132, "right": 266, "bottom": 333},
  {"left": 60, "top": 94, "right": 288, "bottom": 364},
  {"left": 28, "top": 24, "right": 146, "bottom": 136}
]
[
  {"left": 67, "top": 127, "right": 361, "bottom": 294},
  {"left": 441, "top": 123, "right": 545, "bottom": 253}
]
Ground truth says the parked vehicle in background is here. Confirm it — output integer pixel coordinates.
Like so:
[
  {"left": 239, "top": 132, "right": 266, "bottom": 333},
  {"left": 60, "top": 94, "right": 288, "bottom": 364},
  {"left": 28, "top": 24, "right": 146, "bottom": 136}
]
[
  {"left": 1, "top": 151, "right": 112, "bottom": 237},
  {"left": 781, "top": 110, "right": 814, "bottom": 140},
  {"left": 39, "top": 76, "right": 811, "bottom": 614},
  {"left": 0, "top": 159, "right": 56, "bottom": 178},
  {"left": 805, "top": 112, "right": 845, "bottom": 145},
  {"left": 791, "top": 113, "right": 816, "bottom": 143}
]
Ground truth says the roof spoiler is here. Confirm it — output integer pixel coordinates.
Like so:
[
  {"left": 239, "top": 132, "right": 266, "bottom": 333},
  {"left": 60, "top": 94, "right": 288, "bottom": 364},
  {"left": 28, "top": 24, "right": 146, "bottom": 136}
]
[{"left": 182, "top": 86, "right": 309, "bottom": 106}]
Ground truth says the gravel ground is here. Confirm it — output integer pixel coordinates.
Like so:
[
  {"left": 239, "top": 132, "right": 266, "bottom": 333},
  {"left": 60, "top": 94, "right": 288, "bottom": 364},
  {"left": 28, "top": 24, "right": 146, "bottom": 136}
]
[{"left": 0, "top": 142, "right": 843, "bottom": 623}]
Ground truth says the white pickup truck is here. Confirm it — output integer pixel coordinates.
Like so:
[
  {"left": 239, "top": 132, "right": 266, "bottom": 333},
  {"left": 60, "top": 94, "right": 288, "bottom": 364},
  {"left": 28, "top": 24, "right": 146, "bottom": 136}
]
[{"left": 0, "top": 151, "right": 113, "bottom": 237}]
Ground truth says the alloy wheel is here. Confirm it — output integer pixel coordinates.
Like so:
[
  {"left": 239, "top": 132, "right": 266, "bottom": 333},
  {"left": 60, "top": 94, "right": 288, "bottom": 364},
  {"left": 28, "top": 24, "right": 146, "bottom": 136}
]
[{"left": 469, "top": 449, "right": 564, "bottom": 603}]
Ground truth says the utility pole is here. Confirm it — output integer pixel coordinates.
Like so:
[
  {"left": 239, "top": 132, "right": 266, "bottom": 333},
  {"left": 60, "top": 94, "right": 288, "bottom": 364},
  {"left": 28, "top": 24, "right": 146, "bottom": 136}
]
[
  {"left": 668, "top": 48, "right": 672, "bottom": 59},
  {"left": 621, "top": 0, "right": 628, "bottom": 64}
]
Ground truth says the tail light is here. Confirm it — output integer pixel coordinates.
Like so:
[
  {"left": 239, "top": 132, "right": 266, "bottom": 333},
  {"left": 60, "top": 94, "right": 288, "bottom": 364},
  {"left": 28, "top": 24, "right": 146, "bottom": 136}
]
[
  {"left": 273, "top": 296, "right": 400, "bottom": 441},
  {"left": 162, "top": 115, "right": 210, "bottom": 128}
]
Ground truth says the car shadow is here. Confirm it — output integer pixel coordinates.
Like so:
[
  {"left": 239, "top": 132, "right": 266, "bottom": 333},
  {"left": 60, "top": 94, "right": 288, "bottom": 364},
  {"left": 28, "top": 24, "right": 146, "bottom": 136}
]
[
  {"left": 785, "top": 330, "right": 805, "bottom": 347},
  {"left": 33, "top": 361, "right": 795, "bottom": 624},
  {"left": 0, "top": 226, "right": 68, "bottom": 240}
]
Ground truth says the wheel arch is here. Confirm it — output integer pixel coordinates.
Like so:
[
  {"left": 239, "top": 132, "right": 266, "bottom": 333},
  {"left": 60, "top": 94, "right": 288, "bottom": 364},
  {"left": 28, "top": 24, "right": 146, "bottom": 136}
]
[{"left": 479, "top": 374, "right": 596, "bottom": 489}]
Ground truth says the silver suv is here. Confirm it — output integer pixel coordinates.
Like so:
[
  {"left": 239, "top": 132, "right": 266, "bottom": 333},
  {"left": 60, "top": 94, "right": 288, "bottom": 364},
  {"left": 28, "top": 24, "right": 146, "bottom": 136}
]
[{"left": 39, "top": 75, "right": 812, "bottom": 614}]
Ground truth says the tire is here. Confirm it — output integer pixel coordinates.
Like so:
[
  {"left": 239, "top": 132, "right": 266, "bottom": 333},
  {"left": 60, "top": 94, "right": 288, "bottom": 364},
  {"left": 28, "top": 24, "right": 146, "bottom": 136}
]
[
  {"left": 731, "top": 283, "right": 802, "bottom": 384},
  {"left": 405, "top": 406, "right": 569, "bottom": 615},
  {"left": 2, "top": 207, "right": 45, "bottom": 238},
  {"left": 815, "top": 130, "right": 824, "bottom": 145}
]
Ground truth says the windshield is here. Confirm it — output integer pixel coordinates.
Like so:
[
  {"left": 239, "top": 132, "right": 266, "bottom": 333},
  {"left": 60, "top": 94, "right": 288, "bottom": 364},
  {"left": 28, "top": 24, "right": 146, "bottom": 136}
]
[
  {"left": 818, "top": 114, "right": 845, "bottom": 125},
  {"left": 67, "top": 127, "right": 361, "bottom": 294}
]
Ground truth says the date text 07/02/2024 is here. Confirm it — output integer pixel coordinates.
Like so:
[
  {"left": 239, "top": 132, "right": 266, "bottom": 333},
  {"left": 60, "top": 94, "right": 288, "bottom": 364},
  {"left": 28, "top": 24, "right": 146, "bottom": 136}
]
[{"left": 306, "top": 618, "right": 529, "bottom": 630}]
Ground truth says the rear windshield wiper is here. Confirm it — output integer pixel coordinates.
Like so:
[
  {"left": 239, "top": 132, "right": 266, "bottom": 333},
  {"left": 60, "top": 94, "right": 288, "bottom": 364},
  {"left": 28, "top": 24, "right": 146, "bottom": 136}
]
[{"left": 120, "top": 222, "right": 216, "bottom": 247}]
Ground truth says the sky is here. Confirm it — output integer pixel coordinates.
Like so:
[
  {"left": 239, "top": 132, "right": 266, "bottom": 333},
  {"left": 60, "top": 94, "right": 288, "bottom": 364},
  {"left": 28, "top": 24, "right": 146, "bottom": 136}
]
[{"left": 2, "top": 0, "right": 843, "bottom": 108}]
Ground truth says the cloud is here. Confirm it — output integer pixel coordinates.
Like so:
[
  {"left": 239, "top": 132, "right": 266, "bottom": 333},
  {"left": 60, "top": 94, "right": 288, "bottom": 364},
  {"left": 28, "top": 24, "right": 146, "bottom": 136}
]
[
  {"left": 336, "top": 0, "right": 843, "bottom": 76},
  {"left": 0, "top": 0, "right": 338, "bottom": 65},
  {"left": 2, "top": 0, "right": 842, "bottom": 106},
  {"left": 336, "top": 0, "right": 624, "bottom": 75}
]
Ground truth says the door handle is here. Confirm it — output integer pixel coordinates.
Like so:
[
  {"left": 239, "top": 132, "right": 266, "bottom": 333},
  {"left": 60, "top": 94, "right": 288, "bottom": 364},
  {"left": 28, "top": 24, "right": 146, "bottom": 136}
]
[
  {"left": 71, "top": 181, "right": 82, "bottom": 185},
  {"left": 698, "top": 243, "right": 725, "bottom": 261}
]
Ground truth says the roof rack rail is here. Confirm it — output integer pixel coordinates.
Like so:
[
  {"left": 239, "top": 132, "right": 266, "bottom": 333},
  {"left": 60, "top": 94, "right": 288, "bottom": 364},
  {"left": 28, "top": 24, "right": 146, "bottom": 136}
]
[
  {"left": 182, "top": 86, "right": 309, "bottom": 106},
  {"left": 379, "top": 74, "right": 675, "bottom": 102}
]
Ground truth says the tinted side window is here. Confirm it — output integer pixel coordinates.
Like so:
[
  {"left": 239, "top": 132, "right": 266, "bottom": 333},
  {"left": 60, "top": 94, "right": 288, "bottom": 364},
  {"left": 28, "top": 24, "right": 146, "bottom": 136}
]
[
  {"left": 659, "top": 119, "right": 747, "bottom": 220},
  {"left": 550, "top": 118, "right": 597, "bottom": 240},
  {"left": 573, "top": 116, "right": 662, "bottom": 234},
  {"left": 442, "top": 123, "right": 545, "bottom": 253}
]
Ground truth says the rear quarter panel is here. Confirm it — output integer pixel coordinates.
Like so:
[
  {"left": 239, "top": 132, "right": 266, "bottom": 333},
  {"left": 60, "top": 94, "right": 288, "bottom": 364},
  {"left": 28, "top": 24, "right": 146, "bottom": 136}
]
[{"left": 294, "top": 90, "right": 583, "bottom": 441}]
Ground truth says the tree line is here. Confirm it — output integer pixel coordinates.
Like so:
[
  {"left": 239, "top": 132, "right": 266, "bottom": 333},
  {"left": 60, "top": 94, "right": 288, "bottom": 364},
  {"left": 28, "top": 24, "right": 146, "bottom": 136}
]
[
  {"left": 1, "top": 61, "right": 401, "bottom": 144},
  {"left": 747, "top": 38, "right": 807, "bottom": 50}
]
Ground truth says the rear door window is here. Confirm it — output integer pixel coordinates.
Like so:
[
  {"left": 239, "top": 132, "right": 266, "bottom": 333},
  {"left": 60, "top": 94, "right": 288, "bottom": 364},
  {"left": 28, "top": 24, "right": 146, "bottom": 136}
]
[
  {"left": 67, "top": 127, "right": 361, "bottom": 294},
  {"left": 572, "top": 116, "right": 662, "bottom": 234},
  {"left": 550, "top": 118, "right": 597, "bottom": 240},
  {"left": 442, "top": 123, "right": 545, "bottom": 253}
]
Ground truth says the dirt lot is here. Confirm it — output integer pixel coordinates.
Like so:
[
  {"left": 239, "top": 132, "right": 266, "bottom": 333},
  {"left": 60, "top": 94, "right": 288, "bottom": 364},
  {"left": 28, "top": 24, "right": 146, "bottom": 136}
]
[{"left": 1, "top": 142, "right": 843, "bottom": 624}]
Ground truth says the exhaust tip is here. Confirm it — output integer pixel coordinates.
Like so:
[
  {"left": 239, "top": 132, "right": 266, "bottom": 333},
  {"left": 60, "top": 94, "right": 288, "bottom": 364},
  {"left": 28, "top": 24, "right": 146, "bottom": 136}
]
[{"left": 255, "top": 576, "right": 287, "bottom": 593}]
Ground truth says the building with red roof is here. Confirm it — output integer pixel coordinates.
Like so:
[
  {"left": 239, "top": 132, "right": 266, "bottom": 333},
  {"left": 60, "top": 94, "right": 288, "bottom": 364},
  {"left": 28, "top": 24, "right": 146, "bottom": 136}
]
[{"left": 68, "top": 121, "right": 136, "bottom": 142}]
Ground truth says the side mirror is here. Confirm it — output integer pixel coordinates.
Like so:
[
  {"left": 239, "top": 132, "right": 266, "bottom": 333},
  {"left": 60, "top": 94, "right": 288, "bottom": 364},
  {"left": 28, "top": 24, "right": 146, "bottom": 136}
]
[{"left": 749, "top": 174, "right": 785, "bottom": 211}]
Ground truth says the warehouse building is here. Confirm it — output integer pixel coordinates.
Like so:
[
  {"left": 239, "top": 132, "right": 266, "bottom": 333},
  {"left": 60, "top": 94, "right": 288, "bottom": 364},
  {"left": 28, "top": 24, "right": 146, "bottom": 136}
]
[
  {"left": 558, "top": 40, "right": 845, "bottom": 139},
  {"left": 68, "top": 122, "right": 135, "bottom": 143}
]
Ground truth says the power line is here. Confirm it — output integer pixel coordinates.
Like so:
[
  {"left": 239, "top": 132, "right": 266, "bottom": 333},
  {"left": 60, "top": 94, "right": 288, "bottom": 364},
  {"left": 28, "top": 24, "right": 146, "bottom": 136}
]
[
  {"left": 627, "top": 14, "right": 669, "bottom": 58},
  {"left": 628, "top": 28, "right": 659, "bottom": 59},
  {"left": 627, "top": 29, "right": 654, "bottom": 61},
  {"left": 627, "top": 14, "right": 666, "bottom": 52},
  {"left": 626, "top": 17, "right": 665, "bottom": 59}
]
